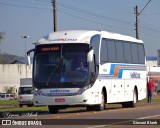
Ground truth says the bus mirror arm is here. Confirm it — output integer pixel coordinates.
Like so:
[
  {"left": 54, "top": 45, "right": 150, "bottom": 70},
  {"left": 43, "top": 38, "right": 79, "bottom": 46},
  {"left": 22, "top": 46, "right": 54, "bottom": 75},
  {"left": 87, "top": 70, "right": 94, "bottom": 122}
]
[
  {"left": 87, "top": 49, "right": 94, "bottom": 62},
  {"left": 26, "top": 49, "right": 35, "bottom": 65},
  {"left": 27, "top": 49, "right": 35, "bottom": 56}
]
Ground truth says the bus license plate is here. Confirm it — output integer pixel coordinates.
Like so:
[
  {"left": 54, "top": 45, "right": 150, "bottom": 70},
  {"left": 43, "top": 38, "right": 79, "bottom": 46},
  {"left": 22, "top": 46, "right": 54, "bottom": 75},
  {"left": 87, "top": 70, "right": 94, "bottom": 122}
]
[{"left": 55, "top": 98, "right": 65, "bottom": 102}]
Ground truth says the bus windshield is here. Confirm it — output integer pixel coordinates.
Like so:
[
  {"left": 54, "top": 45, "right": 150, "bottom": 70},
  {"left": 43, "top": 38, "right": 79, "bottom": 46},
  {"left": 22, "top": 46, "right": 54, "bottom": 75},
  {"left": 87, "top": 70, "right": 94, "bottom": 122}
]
[{"left": 33, "top": 44, "right": 89, "bottom": 87}]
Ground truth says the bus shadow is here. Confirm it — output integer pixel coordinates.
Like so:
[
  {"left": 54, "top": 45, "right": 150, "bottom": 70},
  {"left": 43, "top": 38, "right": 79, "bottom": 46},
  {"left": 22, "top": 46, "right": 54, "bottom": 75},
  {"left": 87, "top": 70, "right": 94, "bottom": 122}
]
[{"left": 57, "top": 105, "right": 122, "bottom": 114}]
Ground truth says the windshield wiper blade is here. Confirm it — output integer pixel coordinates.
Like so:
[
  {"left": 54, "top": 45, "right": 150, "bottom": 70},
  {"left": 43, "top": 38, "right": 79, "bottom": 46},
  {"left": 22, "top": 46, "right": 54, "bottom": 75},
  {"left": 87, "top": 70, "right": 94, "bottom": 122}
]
[
  {"left": 45, "top": 57, "right": 64, "bottom": 85},
  {"left": 45, "top": 66, "right": 58, "bottom": 85}
]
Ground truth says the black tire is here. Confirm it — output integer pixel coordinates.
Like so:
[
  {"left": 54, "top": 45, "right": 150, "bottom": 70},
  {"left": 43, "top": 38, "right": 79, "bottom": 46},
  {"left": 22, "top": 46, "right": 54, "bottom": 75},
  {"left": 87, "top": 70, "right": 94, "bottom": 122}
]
[
  {"left": 95, "top": 91, "right": 105, "bottom": 111},
  {"left": 27, "top": 104, "right": 33, "bottom": 107},
  {"left": 48, "top": 105, "right": 59, "bottom": 114},
  {"left": 86, "top": 105, "right": 95, "bottom": 111},
  {"left": 19, "top": 104, "right": 22, "bottom": 108},
  {"left": 129, "top": 89, "right": 137, "bottom": 108},
  {"left": 122, "top": 102, "right": 130, "bottom": 108}
]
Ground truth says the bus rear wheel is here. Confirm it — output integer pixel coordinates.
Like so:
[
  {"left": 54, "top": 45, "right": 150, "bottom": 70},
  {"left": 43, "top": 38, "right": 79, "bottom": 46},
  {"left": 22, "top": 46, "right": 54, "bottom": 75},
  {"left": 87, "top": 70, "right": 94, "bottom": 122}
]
[
  {"left": 129, "top": 89, "right": 137, "bottom": 108},
  {"left": 48, "top": 105, "right": 59, "bottom": 114},
  {"left": 122, "top": 102, "right": 130, "bottom": 108}
]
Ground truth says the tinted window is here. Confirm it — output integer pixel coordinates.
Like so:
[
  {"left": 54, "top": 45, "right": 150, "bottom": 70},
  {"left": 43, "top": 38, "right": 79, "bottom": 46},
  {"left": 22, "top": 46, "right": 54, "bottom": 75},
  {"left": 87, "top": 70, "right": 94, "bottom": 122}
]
[
  {"left": 100, "top": 39, "right": 108, "bottom": 63},
  {"left": 138, "top": 44, "right": 145, "bottom": 64},
  {"left": 90, "top": 35, "right": 101, "bottom": 64},
  {"left": 107, "top": 40, "right": 116, "bottom": 62},
  {"left": 1, "top": 95, "right": 5, "bottom": 98},
  {"left": 34, "top": 44, "right": 89, "bottom": 87},
  {"left": 19, "top": 87, "right": 33, "bottom": 94},
  {"left": 123, "top": 42, "right": 132, "bottom": 63},
  {"left": 100, "top": 38, "right": 145, "bottom": 64},
  {"left": 131, "top": 43, "right": 139, "bottom": 63},
  {"left": 116, "top": 41, "right": 124, "bottom": 62}
]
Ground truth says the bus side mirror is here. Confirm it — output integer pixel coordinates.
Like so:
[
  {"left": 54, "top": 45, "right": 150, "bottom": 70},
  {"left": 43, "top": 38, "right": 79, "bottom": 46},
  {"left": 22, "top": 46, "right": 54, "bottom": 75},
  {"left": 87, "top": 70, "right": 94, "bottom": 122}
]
[
  {"left": 26, "top": 55, "right": 31, "bottom": 65},
  {"left": 87, "top": 49, "right": 94, "bottom": 62},
  {"left": 26, "top": 49, "right": 35, "bottom": 65}
]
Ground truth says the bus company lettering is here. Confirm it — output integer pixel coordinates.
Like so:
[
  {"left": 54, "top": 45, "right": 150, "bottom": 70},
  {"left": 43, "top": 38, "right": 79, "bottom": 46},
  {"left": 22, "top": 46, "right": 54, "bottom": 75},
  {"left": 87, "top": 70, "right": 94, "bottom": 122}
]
[
  {"left": 130, "top": 72, "right": 141, "bottom": 78},
  {"left": 50, "top": 38, "right": 77, "bottom": 42},
  {"left": 50, "top": 89, "right": 70, "bottom": 93}
]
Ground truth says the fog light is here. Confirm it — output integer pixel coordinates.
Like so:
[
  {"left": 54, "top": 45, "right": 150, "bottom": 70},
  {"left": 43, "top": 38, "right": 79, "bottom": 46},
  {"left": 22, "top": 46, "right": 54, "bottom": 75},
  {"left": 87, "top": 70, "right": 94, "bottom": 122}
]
[{"left": 83, "top": 99, "right": 87, "bottom": 102}]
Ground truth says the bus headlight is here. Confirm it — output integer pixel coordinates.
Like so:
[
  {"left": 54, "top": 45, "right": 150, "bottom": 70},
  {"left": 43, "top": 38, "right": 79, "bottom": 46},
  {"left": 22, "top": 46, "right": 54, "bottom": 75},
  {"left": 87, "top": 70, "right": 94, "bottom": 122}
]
[
  {"left": 77, "top": 85, "right": 91, "bottom": 95},
  {"left": 32, "top": 87, "right": 44, "bottom": 96}
]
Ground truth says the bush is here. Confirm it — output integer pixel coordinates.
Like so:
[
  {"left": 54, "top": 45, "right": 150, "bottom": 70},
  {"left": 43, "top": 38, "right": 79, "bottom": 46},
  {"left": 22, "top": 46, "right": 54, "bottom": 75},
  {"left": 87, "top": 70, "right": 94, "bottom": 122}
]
[{"left": 3, "top": 86, "right": 16, "bottom": 94}]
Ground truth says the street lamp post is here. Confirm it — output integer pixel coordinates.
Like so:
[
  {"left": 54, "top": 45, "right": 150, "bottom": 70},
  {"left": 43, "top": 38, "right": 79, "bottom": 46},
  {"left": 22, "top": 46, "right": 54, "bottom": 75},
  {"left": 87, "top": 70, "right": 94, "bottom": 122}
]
[
  {"left": 21, "top": 35, "right": 29, "bottom": 57},
  {"left": 21, "top": 35, "right": 29, "bottom": 78}
]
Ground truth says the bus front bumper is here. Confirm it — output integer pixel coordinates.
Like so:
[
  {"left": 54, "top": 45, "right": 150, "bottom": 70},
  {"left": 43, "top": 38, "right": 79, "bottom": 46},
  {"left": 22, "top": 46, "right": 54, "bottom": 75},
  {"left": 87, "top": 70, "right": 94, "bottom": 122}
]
[{"left": 33, "top": 91, "right": 100, "bottom": 106}]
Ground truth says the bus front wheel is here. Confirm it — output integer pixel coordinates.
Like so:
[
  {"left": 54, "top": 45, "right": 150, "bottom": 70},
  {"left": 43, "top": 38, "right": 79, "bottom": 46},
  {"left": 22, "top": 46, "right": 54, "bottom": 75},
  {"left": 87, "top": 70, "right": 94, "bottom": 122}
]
[
  {"left": 95, "top": 91, "right": 105, "bottom": 111},
  {"left": 48, "top": 105, "right": 59, "bottom": 114}
]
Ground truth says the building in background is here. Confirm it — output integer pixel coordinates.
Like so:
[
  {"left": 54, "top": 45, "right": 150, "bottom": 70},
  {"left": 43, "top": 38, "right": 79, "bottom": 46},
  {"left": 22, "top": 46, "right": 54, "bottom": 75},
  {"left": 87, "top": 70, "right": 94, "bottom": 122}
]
[
  {"left": 146, "top": 50, "right": 160, "bottom": 94},
  {"left": 146, "top": 56, "right": 157, "bottom": 67}
]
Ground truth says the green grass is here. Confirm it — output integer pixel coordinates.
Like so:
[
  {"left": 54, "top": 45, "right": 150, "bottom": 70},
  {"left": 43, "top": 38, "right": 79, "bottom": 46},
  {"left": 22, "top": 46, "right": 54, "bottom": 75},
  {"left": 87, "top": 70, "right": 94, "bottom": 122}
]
[
  {"left": 0, "top": 100, "right": 48, "bottom": 114},
  {"left": 139, "top": 97, "right": 160, "bottom": 104},
  {"left": 0, "top": 106, "right": 48, "bottom": 112},
  {"left": 0, "top": 100, "right": 18, "bottom": 106}
]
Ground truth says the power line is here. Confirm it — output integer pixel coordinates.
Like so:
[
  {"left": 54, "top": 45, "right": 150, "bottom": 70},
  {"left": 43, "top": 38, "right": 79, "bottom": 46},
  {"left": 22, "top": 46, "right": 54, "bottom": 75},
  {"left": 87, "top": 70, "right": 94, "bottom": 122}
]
[
  {"left": 11, "top": 0, "right": 49, "bottom": 5},
  {"left": 58, "top": 1, "right": 134, "bottom": 25},
  {"left": 0, "top": 2, "right": 50, "bottom": 10},
  {"left": 57, "top": 9, "right": 134, "bottom": 31},
  {"left": 140, "top": 25, "right": 160, "bottom": 34},
  {"left": 140, "top": 31, "right": 159, "bottom": 39},
  {"left": 1, "top": 1, "right": 134, "bottom": 27},
  {"left": 139, "top": 0, "right": 152, "bottom": 16},
  {"left": 0, "top": 1, "right": 133, "bottom": 29},
  {"left": 2, "top": 0, "right": 159, "bottom": 37},
  {"left": 70, "top": 0, "right": 133, "bottom": 14},
  {"left": 0, "top": 1, "right": 135, "bottom": 32}
]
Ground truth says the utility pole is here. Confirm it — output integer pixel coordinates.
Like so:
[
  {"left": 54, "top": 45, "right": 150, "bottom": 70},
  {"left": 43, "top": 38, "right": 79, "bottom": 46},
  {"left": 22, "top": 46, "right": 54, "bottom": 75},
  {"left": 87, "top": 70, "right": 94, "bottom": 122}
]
[
  {"left": 135, "top": 5, "right": 139, "bottom": 39},
  {"left": 52, "top": 0, "right": 57, "bottom": 32},
  {"left": 134, "top": 0, "right": 151, "bottom": 39}
]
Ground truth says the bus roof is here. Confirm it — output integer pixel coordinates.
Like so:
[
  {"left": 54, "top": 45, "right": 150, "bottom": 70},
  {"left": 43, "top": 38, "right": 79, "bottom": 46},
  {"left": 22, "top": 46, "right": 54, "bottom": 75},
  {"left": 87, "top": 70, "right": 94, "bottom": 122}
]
[{"left": 37, "top": 30, "right": 143, "bottom": 45}]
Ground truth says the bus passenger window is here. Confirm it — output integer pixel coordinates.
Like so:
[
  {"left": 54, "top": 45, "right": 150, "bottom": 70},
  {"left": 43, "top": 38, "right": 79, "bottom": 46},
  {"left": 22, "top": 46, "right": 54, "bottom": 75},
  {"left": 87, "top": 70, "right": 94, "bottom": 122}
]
[
  {"left": 100, "top": 39, "right": 108, "bottom": 63},
  {"left": 131, "top": 43, "right": 139, "bottom": 64},
  {"left": 116, "top": 41, "right": 124, "bottom": 63},
  {"left": 107, "top": 40, "right": 117, "bottom": 62},
  {"left": 123, "top": 42, "right": 132, "bottom": 63}
]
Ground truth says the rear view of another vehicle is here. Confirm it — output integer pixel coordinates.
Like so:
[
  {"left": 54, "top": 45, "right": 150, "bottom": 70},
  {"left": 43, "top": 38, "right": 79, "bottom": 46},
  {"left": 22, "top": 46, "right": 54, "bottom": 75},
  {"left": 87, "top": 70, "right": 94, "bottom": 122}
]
[{"left": 18, "top": 85, "right": 33, "bottom": 107}]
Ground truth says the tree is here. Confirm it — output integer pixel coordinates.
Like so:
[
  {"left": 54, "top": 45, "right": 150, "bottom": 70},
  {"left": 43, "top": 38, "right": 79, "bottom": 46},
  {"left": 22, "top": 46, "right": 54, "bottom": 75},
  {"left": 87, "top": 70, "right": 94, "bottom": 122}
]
[
  {"left": 3, "top": 86, "right": 16, "bottom": 94},
  {"left": 0, "top": 32, "right": 5, "bottom": 44},
  {"left": 0, "top": 32, "right": 5, "bottom": 63}
]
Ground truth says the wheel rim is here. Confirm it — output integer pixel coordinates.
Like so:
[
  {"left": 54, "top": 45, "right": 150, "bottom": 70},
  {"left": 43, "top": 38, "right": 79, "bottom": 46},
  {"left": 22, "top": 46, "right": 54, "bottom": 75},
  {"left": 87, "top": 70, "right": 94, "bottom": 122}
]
[
  {"left": 133, "top": 91, "right": 137, "bottom": 104},
  {"left": 100, "top": 92, "right": 105, "bottom": 109}
]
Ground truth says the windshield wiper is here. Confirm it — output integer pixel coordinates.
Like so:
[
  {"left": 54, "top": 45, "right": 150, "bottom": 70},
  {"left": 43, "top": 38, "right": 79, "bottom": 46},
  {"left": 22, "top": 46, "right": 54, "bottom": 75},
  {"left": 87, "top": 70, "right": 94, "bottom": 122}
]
[
  {"left": 45, "top": 58, "right": 63, "bottom": 85},
  {"left": 45, "top": 65, "right": 59, "bottom": 85}
]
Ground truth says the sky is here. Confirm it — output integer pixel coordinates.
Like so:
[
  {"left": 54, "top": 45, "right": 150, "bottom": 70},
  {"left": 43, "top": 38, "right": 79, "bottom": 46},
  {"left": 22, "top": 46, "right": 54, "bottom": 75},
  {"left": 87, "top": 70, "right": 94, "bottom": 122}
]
[{"left": 0, "top": 0, "right": 160, "bottom": 57}]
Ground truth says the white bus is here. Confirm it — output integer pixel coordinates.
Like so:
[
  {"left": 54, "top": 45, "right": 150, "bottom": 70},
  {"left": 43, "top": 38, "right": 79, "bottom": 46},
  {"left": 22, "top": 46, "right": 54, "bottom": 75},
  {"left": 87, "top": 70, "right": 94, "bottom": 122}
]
[{"left": 27, "top": 30, "right": 147, "bottom": 114}]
